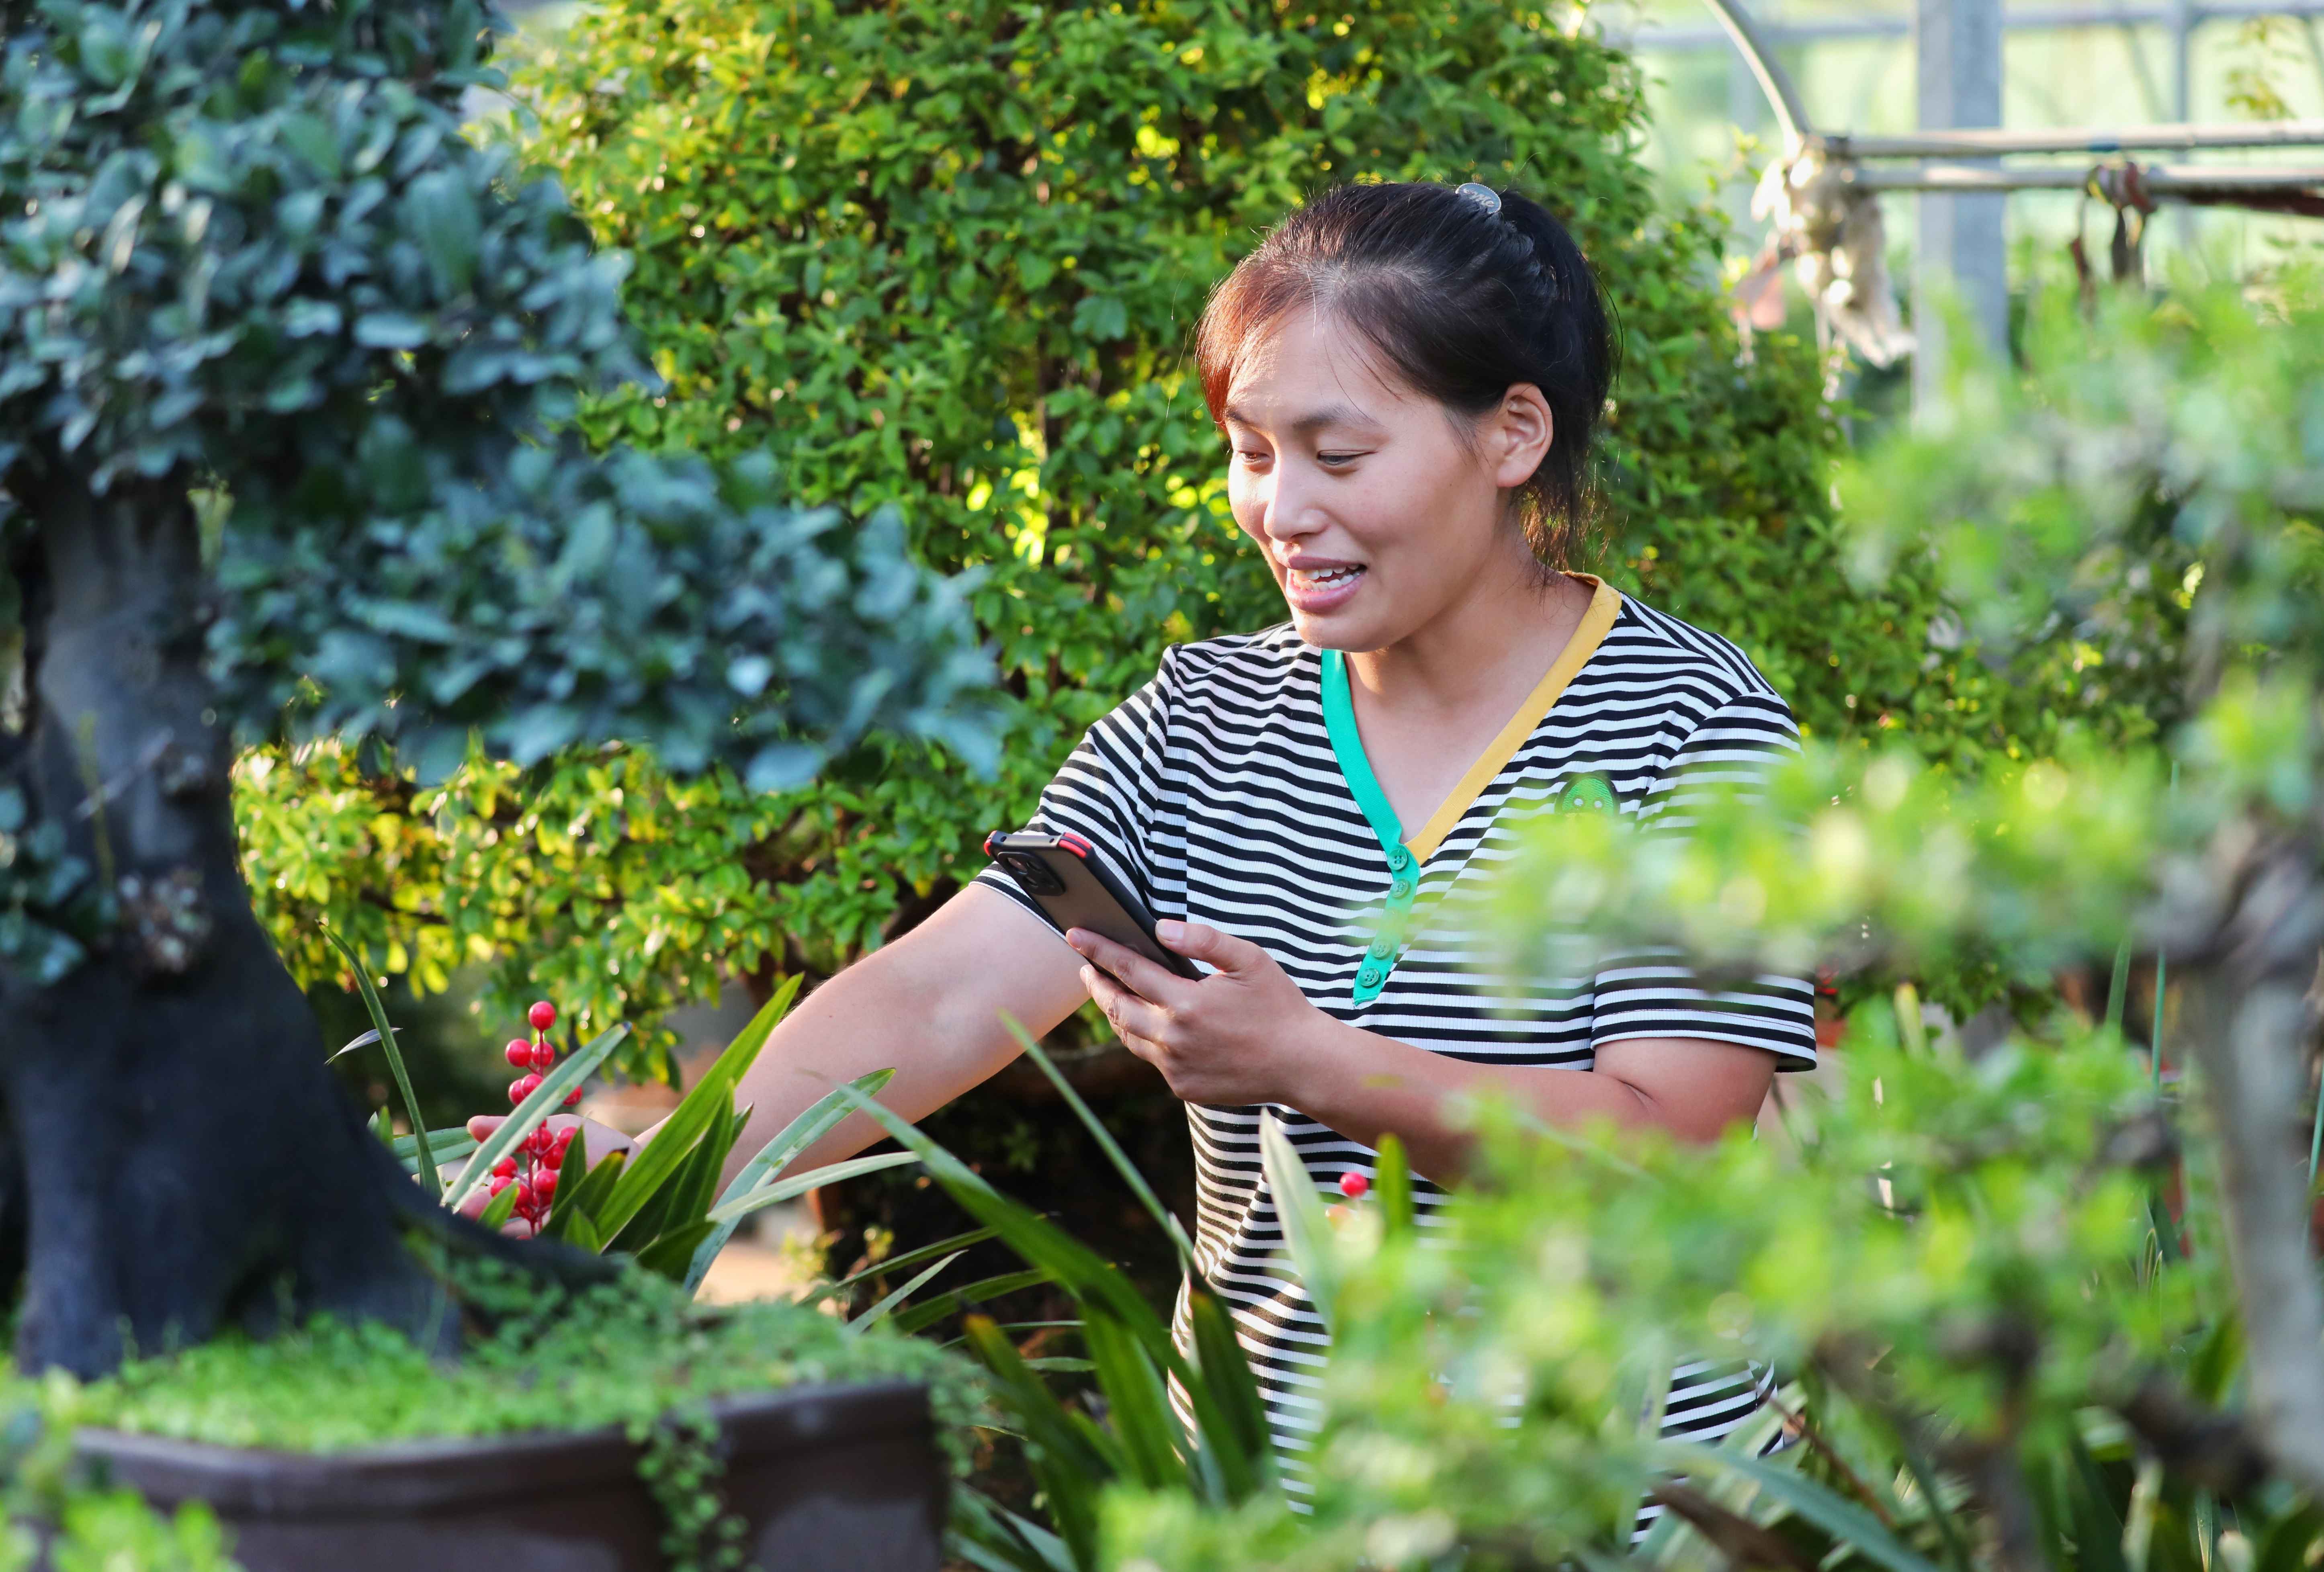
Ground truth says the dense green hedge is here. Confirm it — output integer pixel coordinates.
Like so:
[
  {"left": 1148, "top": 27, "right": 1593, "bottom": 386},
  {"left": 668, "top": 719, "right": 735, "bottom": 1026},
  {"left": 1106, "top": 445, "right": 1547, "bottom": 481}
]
[{"left": 243, "top": 0, "right": 2167, "bottom": 1055}]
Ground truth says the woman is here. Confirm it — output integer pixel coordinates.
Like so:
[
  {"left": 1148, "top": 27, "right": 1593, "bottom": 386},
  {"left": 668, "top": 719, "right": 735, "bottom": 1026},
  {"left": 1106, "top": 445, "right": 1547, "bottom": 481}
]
[{"left": 526, "top": 180, "right": 1816, "bottom": 1492}]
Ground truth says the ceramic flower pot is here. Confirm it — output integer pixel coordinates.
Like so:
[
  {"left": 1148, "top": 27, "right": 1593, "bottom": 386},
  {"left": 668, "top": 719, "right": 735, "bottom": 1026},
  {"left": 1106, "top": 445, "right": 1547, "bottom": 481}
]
[{"left": 72, "top": 1379, "right": 946, "bottom": 1572}]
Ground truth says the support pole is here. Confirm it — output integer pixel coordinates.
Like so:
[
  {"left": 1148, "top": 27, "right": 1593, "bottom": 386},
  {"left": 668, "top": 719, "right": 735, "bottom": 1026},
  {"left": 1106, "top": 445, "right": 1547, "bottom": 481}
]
[{"left": 1914, "top": 0, "right": 2009, "bottom": 416}]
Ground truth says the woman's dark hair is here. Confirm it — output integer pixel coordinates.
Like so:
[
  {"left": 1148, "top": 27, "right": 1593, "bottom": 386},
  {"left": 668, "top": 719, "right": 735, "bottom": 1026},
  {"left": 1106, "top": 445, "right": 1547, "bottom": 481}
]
[{"left": 1194, "top": 180, "right": 1616, "bottom": 567}]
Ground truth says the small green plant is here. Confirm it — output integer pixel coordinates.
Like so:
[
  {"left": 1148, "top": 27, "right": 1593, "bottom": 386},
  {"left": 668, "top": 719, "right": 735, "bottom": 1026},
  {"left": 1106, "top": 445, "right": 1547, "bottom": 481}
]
[
  {"left": 0, "top": 1373, "right": 239, "bottom": 1572},
  {"left": 44, "top": 1267, "right": 983, "bottom": 1572}
]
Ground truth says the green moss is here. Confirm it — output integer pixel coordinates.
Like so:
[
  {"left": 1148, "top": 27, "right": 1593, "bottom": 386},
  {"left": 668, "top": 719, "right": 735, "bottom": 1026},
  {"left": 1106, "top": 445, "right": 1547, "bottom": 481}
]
[{"left": 55, "top": 1268, "right": 984, "bottom": 1459}]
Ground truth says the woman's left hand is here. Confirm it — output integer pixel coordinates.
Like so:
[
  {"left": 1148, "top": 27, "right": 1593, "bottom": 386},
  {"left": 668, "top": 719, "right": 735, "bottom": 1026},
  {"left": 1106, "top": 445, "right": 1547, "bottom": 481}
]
[{"left": 1067, "top": 921, "right": 1325, "bottom": 1107}]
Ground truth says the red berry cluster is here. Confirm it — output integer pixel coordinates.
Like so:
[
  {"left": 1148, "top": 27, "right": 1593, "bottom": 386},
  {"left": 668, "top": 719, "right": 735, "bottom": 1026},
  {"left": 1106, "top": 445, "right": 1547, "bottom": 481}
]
[{"left": 488, "top": 999, "right": 579, "bottom": 1236}]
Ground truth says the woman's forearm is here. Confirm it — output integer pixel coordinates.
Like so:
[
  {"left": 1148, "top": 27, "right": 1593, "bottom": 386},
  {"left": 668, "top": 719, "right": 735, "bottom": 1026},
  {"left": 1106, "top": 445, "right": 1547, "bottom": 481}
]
[
  {"left": 1275, "top": 1020, "right": 1770, "bottom": 1185},
  {"left": 642, "top": 886, "right": 1090, "bottom": 1189}
]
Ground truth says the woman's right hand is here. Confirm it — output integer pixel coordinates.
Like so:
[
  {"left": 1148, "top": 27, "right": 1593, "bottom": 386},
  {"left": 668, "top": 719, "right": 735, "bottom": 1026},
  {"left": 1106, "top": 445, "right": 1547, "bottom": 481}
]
[{"left": 463, "top": 1112, "right": 639, "bottom": 1165}]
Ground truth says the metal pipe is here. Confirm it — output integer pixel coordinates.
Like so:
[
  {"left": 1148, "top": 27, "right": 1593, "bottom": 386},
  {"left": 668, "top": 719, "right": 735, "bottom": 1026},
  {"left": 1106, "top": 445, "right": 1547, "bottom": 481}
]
[
  {"left": 1841, "top": 161, "right": 2324, "bottom": 191},
  {"left": 1635, "top": 1, "right": 2324, "bottom": 52},
  {"left": 1820, "top": 119, "right": 2324, "bottom": 157},
  {"left": 1692, "top": 0, "right": 1814, "bottom": 153}
]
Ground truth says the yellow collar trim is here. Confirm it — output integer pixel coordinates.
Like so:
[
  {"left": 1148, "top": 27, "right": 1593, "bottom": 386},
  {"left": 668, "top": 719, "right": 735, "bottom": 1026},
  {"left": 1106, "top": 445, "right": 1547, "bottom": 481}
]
[{"left": 1403, "top": 575, "right": 1622, "bottom": 862}]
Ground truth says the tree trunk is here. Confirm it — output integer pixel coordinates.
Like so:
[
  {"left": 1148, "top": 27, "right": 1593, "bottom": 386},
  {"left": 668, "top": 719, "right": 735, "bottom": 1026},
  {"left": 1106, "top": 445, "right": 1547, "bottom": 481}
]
[
  {"left": 0, "top": 467, "right": 524, "bottom": 1377},
  {"left": 2173, "top": 824, "right": 2324, "bottom": 1496}
]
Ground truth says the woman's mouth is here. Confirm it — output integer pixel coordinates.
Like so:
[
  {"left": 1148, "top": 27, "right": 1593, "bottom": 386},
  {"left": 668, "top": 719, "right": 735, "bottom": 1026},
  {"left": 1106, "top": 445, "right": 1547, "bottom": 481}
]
[{"left": 1283, "top": 562, "right": 1367, "bottom": 614}]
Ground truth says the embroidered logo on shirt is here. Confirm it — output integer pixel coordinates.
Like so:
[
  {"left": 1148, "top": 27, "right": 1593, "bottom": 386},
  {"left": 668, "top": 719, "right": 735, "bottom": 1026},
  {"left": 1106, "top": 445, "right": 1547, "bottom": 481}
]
[{"left": 1556, "top": 774, "right": 1618, "bottom": 816}]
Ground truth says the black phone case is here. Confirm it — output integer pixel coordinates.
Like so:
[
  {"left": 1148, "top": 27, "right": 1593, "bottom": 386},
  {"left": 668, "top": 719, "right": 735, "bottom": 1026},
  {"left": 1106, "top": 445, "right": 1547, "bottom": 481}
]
[{"left": 983, "top": 832, "right": 1204, "bottom": 980}]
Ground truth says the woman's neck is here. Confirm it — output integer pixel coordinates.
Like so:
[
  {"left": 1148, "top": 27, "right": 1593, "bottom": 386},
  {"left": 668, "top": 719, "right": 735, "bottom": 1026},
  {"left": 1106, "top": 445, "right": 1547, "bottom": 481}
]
[{"left": 1342, "top": 556, "right": 1593, "bottom": 723}]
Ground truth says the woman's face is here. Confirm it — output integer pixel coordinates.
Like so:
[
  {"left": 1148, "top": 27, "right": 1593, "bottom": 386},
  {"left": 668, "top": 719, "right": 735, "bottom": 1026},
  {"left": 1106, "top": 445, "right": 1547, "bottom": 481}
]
[{"left": 1220, "top": 308, "right": 1551, "bottom": 653}]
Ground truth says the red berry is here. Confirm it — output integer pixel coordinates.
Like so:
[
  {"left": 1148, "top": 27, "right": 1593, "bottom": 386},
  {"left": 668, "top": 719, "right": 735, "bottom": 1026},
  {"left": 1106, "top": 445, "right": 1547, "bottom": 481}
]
[
  {"left": 530, "top": 1040, "right": 557, "bottom": 1073},
  {"left": 509, "top": 1073, "right": 543, "bottom": 1105},
  {"left": 540, "top": 1142, "right": 565, "bottom": 1171},
  {"left": 514, "top": 1181, "right": 535, "bottom": 1210},
  {"left": 1339, "top": 1171, "right": 1370, "bottom": 1199},
  {"left": 528, "top": 1000, "right": 557, "bottom": 1032},
  {"left": 488, "top": 1174, "right": 512, "bottom": 1196},
  {"left": 525, "top": 1126, "right": 553, "bottom": 1157},
  {"left": 563, "top": 1085, "right": 582, "bottom": 1107},
  {"left": 533, "top": 1169, "right": 559, "bottom": 1202},
  {"left": 492, "top": 1156, "right": 517, "bottom": 1179},
  {"left": 504, "top": 1039, "right": 532, "bottom": 1068}
]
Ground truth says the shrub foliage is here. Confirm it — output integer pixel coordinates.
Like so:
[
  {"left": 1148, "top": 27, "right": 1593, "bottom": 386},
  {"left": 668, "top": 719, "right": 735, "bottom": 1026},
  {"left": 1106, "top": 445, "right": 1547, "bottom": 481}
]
[{"left": 244, "top": 0, "right": 2159, "bottom": 1051}]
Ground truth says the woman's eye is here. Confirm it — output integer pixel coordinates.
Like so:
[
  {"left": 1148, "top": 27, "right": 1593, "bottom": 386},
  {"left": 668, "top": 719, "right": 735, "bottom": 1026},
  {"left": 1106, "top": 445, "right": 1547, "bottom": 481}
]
[
  {"left": 1317, "top": 452, "right": 1365, "bottom": 467},
  {"left": 1234, "top": 449, "right": 1271, "bottom": 465}
]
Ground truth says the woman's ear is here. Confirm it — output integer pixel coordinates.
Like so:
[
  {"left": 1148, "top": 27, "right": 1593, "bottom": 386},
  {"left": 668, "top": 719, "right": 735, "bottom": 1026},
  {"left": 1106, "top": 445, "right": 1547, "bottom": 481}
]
[{"left": 1489, "top": 383, "right": 1554, "bottom": 488}]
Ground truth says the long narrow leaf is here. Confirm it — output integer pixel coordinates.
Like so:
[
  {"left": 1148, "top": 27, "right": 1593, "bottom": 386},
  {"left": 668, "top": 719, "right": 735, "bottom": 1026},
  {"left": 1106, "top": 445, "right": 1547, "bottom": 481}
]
[
  {"left": 1000, "top": 1016, "right": 1194, "bottom": 1270},
  {"left": 608, "top": 1097, "right": 736, "bottom": 1256},
  {"left": 1185, "top": 1288, "right": 1272, "bottom": 1501},
  {"left": 443, "top": 1023, "right": 629, "bottom": 1210},
  {"left": 546, "top": 1146, "right": 624, "bottom": 1243},
  {"left": 847, "top": 1252, "right": 966, "bottom": 1334},
  {"left": 1375, "top": 1132, "right": 1415, "bottom": 1240},
  {"left": 1258, "top": 1115, "right": 1338, "bottom": 1331},
  {"left": 478, "top": 1179, "right": 521, "bottom": 1231},
  {"left": 703, "top": 1150, "right": 920, "bottom": 1226},
  {"left": 962, "top": 1315, "right": 1114, "bottom": 1569},
  {"left": 1080, "top": 1309, "right": 1184, "bottom": 1490},
  {"left": 544, "top": 1127, "right": 590, "bottom": 1231},
  {"left": 590, "top": 989, "right": 788, "bottom": 1240},
  {"left": 319, "top": 925, "right": 438, "bottom": 1196},
  {"left": 950, "top": 1485, "right": 1078, "bottom": 1572},
  {"left": 829, "top": 1083, "right": 1183, "bottom": 1357},
  {"left": 891, "top": 1270, "right": 1053, "bottom": 1335},
  {"left": 682, "top": 1063, "right": 895, "bottom": 1295},
  {"left": 823, "top": 1227, "right": 1001, "bottom": 1300},
  {"left": 1652, "top": 1441, "right": 1947, "bottom": 1572}
]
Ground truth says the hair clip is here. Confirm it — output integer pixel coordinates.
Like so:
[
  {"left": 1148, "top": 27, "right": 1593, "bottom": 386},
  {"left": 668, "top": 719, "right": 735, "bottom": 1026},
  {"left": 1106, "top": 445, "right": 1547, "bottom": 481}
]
[{"left": 1454, "top": 181, "right": 1502, "bottom": 218}]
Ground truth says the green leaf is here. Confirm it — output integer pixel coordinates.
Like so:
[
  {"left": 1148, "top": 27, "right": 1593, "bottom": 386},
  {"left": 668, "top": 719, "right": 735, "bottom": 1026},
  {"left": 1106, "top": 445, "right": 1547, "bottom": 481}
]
[
  {"left": 1000, "top": 1015, "right": 1192, "bottom": 1270},
  {"left": 962, "top": 1315, "right": 1111, "bottom": 1568},
  {"left": 702, "top": 1150, "right": 920, "bottom": 1226},
  {"left": 1653, "top": 1441, "right": 1948, "bottom": 1572},
  {"left": 479, "top": 1179, "right": 521, "bottom": 1231},
  {"left": 318, "top": 925, "right": 437, "bottom": 1196},
  {"left": 1375, "top": 1131, "right": 1415, "bottom": 1240},
  {"left": 1257, "top": 1116, "right": 1336, "bottom": 1332},
  {"left": 1080, "top": 1309, "right": 1181, "bottom": 1490},
  {"left": 949, "top": 1485, "right": 1078, "bottom": 1572},
  {"left": 442, "top": 1023, "right": 630, "bottom": 1211},
  {"left": 543, "top": 1126, "right": 590, "bottom": 1233},
  {"left": 825, "top": 1226, "right": 999, "bottom": 1300},
  {"left": 547, "top": 1147, "right": 626, "bottom": 1241},
  {"left": 827, "top": 1085, "right": 1182, "bottom": 1360},
  {"left": 590, "top": 990, "right": 780, "bottom": 1240},
  {"left": 633, "top": 1219, "right": 719, "bottom": 1280},
  {"left": 846, "top": 1250, "right": 966, "bottom": 1333},
  {"left": 890, "top": 1269, "right": 1052, "bottom": 1335},
  {"left": 1183, "top": 1287, "right": 1272, "bottom": 1502}
]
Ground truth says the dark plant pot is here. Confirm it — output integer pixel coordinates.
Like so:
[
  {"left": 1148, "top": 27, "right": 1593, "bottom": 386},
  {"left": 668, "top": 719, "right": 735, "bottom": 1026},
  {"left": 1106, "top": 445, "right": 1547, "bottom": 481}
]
[{"left": 72, "top": 1379, "right": 946, "bottom": 1572}]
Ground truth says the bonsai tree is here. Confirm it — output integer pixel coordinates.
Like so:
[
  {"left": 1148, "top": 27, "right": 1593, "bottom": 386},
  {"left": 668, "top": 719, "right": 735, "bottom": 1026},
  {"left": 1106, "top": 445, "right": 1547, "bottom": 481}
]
[{"left": 0, "top": 0, "right": 987, "bottom": 1376}]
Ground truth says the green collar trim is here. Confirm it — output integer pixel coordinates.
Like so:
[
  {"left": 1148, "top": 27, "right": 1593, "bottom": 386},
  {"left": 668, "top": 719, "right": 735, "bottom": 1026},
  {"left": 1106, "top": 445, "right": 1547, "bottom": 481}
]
[{"left": 1320, "top": 649, "right": 1417, "bottom": 1008}]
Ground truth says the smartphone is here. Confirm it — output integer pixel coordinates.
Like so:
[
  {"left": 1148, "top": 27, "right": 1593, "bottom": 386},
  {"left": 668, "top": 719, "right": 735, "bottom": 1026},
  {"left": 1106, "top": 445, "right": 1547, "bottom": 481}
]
[{"left": 983, "top": 831, "right": 1203, "bottom": 980}]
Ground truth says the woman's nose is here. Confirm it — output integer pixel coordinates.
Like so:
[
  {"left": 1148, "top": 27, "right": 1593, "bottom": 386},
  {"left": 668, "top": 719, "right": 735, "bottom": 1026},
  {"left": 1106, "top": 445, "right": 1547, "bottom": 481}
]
[{"left": 1259, "top": 468, "right": 1324, "bottom": 542}]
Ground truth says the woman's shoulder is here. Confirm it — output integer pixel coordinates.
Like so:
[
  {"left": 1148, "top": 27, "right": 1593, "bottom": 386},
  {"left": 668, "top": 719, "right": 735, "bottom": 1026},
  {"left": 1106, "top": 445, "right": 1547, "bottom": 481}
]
[
  {"left": 1154, "top": 622, "right": 1315, "bottom": 706},
  {"left": 1590, "top": 591, "right": 1792, "bottom": 715}
]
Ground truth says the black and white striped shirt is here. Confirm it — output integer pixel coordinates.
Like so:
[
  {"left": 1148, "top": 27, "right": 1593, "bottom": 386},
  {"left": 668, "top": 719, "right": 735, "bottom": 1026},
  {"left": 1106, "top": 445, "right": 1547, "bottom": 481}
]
[{"left": 977, "top": 581, "right": 1817, "bottom": 1496}]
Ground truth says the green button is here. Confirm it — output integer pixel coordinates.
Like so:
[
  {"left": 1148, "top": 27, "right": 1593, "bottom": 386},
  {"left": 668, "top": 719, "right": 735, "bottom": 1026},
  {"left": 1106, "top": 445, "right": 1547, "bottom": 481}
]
[
  {"left": 1387, "top": 849, "right": 1411, "bottom": 872},
  {"left": 1389, "top": 877, "right": 1413, "bottom": 900},
  {"left": 1357, "top": 964, "right": 1384, "bottom": 988},
  {"left": 1367, "top": 936, "right": 1395, "bottom": 959}
]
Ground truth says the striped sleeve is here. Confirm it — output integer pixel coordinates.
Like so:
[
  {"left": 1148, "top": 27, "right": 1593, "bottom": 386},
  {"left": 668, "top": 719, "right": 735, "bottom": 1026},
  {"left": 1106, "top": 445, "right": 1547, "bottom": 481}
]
[
  {"left": 970, "top": 654, "right": 1177, "bottom": 919},
  {"left": 1589, "top": 689, "right": 1818, "bottom": 1070}
]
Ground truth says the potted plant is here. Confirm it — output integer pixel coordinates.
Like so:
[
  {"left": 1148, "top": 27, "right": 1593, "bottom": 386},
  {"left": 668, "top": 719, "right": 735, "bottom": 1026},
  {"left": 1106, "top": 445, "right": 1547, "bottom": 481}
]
[{"left": 39, "top": 982, "right": 982, "bottom": 1571}]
